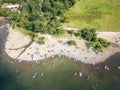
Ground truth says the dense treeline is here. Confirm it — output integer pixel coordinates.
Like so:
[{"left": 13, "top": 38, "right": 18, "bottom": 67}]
[
  {"left": 81, "top": 28, "right": 111, "bottom": 51},
  {"left": 0, "top": 0, "right": 76, "bottom": 35},
  {"left": 67, "top": 28, "right": 112, "bottom": 51}
]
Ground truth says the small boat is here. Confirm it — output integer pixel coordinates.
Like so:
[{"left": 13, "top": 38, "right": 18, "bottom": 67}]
[
  {"left": 117, "top": 66, "right": 120, "bottom": 69},
  {"left": 104, "top": 65, "right": 110, "bottom": 70},
  {"left": 41, "top": 72, "right": 44, "bottom": 76},
  {"left": 74, "top": 72, "right": 77, "bottom": 76},
  {"left": 11, "top": 61, "right": 14, "bottom": 64},
  {"left": 79, "top": 72, "right": 82, "bottom": 77},
  {"left": 86, "top": 76, "right": 90, "bottom": 80},
  {"left": 32, "top": 72, "right": 37, "bottom": 78}
]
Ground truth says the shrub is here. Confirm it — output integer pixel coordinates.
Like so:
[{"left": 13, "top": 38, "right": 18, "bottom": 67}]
[
  {"left": 98, "top": 38, "right": 111, "bottom": 48},
  {"left": 38, "top": 37, "right": 45, "bottom": 44},
  {"left": 68, "top": 30, "right": 75, "bottom": 35},
  {"left": 67, "top": 40, "right": 76, "bottom": 46},
  {"left": 74, "top": 31, "right": 81, "bottom": 37}
]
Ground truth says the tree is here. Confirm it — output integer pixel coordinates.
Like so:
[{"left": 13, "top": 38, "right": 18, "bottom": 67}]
[
  {"left": 1, "top": 0, "right": 76, "bottom": 36},
  {"left": 81, "top": 28, "right": 97, "bottom": 41}
]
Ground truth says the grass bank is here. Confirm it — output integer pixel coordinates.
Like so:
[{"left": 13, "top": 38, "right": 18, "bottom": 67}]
[{"left": 64, "top": 0, "right": 120, "bottom": 31}]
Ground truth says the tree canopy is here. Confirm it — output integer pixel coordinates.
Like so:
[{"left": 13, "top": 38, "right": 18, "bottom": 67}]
[
  {"left": 0, "top": 0, "right": 76, "bottom": 35},
  {"left": 80, "top": 28, "right": 112, "bottom": 51},
  {"left": 67, "top": 28, "right": 112, "bottom": 51}
]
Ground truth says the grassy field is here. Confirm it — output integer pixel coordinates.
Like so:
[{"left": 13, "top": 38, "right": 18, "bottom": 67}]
[{"left": 63, "top": 0, "right": 120, "bottom": 31}]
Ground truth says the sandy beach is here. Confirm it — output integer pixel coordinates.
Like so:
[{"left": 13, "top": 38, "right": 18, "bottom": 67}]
[{"left": 4, "top": 27, "right": 120, "bottom": 64}]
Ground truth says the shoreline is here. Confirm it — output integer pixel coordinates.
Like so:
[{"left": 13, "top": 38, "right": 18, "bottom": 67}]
[{"left": 4, "top": 27, "right": 120, "bottom": 64}]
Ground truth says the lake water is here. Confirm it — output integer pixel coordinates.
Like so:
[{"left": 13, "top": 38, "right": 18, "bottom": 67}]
[{"left": 0, "top": 26, "right": 120, "bottom": 90}]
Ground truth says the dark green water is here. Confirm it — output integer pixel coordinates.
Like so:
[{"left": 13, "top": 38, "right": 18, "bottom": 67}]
[{"left": 0, "top": 26, "right": 120, "bottom": 90}]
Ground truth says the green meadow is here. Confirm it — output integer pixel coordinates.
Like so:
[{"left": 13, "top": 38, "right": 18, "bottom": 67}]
[{"left": 64, "top": 0, "right": 120, "bottom": 31}]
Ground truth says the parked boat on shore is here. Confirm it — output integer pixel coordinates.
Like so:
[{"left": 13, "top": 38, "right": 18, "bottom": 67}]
[
  {"left": 79, "top": 72, "right": 82, "bottom": 77},
  {"left": 104, "top": 65, "right": 110, "bottom": 70},
  {"left": 74, "top": 72, "right": 77, "bottom": 76},
  {"left": 32, "top": 72, "right": 37, "bottom": 78},
  {"left": 117, "top": 66, "right": 120, "bottom": 70},
  {"left": 86, "top": 76, "right": 90, "bottom": 80}
]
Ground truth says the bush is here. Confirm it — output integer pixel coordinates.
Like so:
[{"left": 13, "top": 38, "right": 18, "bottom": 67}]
[
  {"left": 81, "top": 28, "right": 112, "bottom": 52},
  {"left": 68, "top": 30, "right": 75, "bottom": 35},
  {"left": 98, "top": 38, "right": 111, "bottom": 48},
  {"left": 38, "top": 37, "right": 45, "bottom": 44},
  {"left": 56, "top": 28, "right": 65, "bottom": 35},
  {"left": 74, "top": 31, "right": 81, "bottom": 37},
  {"left": 67, "top": 40, "right": 76, "bottom": 46},
  {"left": 88, "top": 42, "right": 96, "bottom": 48},
  {"left": 94, "top": 42, "right": 103, "bottom": 52}
]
